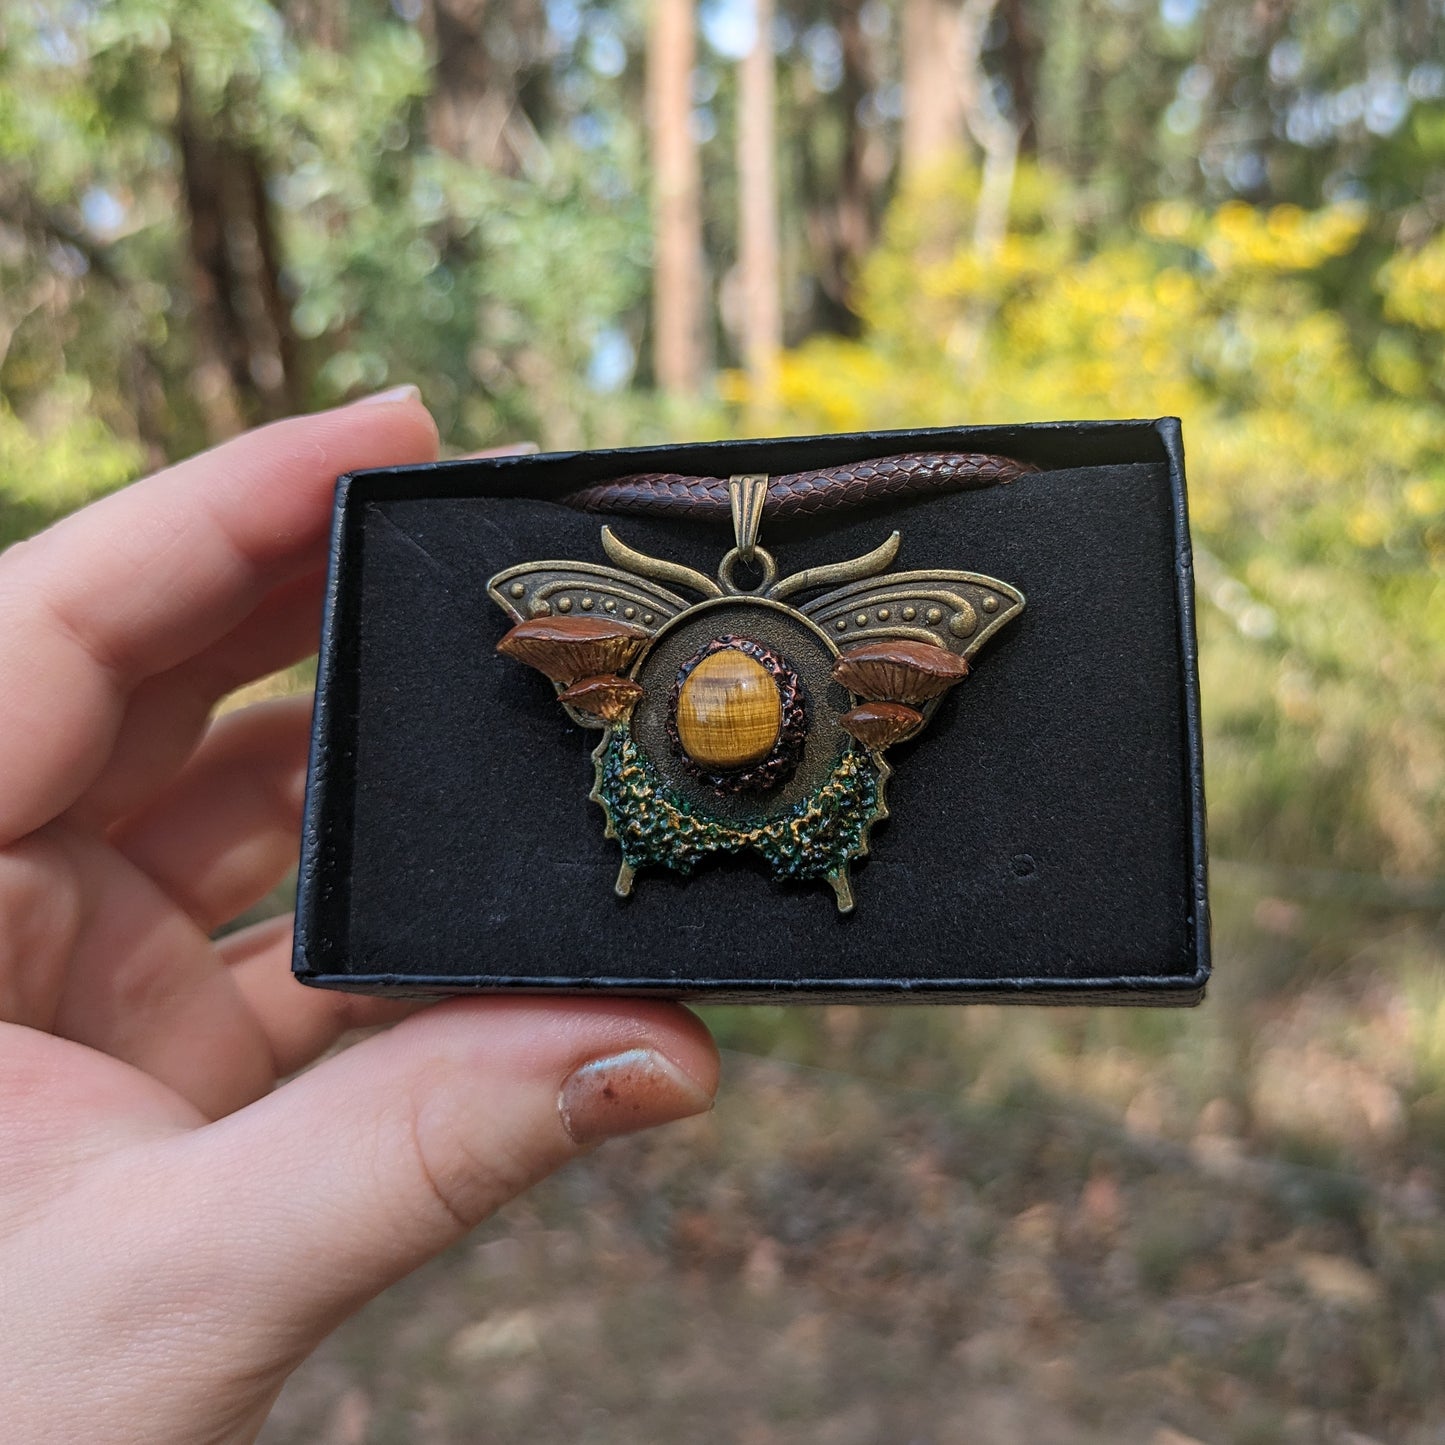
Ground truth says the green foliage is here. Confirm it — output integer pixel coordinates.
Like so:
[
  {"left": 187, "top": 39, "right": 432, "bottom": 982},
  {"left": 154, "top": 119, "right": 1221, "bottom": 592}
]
[
  {"left": 0, "top": 0, "right": 656, "bottom": 543},
  {"left": 729, "top": 161, "right": 1445, "bottom": 877},
  {"left": 0, "top": 384, "right": 140, "bottom": 549}
]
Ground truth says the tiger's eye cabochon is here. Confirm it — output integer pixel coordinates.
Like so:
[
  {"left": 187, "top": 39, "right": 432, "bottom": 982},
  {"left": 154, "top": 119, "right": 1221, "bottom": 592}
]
[{"left": 675, "top": 648, "right": 783, "bottom": 769}]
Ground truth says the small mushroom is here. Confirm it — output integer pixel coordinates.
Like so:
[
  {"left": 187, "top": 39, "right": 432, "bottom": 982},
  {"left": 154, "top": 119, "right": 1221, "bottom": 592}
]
[
  {"left": 840, "top": 701, "right": 925, "bottom": 750},
  {"left": 833, "top": 638, "right": 969, "bottom": 704},
  {"left": 558, "top": 673, "right": 645, "bottom": 723},
  {"left": 496, "top": 615, "right": 650, "bottom": 684}
]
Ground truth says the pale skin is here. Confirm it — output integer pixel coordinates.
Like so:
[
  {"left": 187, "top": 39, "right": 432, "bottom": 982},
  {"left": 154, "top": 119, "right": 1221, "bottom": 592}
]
[{"left": 0, "top": 388, "right": 720, "bottom": 1444}]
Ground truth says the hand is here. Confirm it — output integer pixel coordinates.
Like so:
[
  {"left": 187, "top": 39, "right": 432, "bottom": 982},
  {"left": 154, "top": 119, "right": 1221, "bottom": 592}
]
[{"left": 0, "top": 390, "right": 719, "bottom": 1444}]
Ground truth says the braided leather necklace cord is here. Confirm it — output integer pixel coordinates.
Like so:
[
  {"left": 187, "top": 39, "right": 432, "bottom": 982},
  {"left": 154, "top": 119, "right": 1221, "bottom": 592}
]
[{"left": 560, "top": 450, "right": 1035, "bottom": 519}]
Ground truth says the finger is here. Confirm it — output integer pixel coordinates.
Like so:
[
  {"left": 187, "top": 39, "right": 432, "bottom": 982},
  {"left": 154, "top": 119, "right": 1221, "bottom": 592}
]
[
  {"left": 47, "top": 829, "right": 405, "bottom": 1118},
  {"left": 110, "top": 696, "right": 312, "bottom": 933},
  {"left": 0, "top": 389, "right": 437, "bottom": 846},
  {"left": 0, "top": 996, "right": 710, "bottom": 1444},
  {"left": 178, "top": 999, "right": 719, "bottom": 1340},
  {"left": 214, "top": 911, "right": 293, "bottom": 968},
  {"left": 49, "top": 823, "right": 281, "bottom": 1116},
  {"left": 74, "top": 569, "right": 325, "bottom": 827},
  {"left": 220, "top": 915, "right": 419, "bottom": 1076},
  {"left": 0, "top": 1023, "right": 206, "bottom": 1234}
]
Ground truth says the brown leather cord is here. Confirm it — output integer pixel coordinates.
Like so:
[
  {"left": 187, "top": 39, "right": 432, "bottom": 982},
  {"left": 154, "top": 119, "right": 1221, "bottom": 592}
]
[{"left": 561, "top": 450, "right": 1035, "bottom": 518}]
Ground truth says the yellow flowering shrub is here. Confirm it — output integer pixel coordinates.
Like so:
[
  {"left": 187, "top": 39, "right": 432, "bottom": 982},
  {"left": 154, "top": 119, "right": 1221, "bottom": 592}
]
[
  {"left": 729, "top": 162, "right": 1445, "bottom": 877},
  {"left": 1380, "top": 232, "right": 1445, "bottom": 333}
]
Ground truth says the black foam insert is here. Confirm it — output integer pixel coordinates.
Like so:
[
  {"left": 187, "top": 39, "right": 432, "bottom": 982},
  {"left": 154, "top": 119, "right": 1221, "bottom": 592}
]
[{"left": 295, "top": 420, "right": 1210, "bottom": 1003}]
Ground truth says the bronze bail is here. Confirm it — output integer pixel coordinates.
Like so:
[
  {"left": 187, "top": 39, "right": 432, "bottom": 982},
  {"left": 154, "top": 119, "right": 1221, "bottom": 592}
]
[
  {"left": 720, "top": 474, "right": 776, "bottom": 594},
  {"left": 729, "top": 473, "right": 768, "bottom": 560}
]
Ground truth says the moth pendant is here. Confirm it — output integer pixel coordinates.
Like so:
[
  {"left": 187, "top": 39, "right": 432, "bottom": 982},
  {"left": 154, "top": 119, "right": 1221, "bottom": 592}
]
[{"left": 487, "top": 475, "right": 1024, "bottom": 912}]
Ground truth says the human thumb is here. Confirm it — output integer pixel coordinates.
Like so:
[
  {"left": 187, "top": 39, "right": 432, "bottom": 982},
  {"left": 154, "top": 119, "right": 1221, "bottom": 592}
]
[{"left": 181, "top": 997, "right": 718, "bottom": 1342}]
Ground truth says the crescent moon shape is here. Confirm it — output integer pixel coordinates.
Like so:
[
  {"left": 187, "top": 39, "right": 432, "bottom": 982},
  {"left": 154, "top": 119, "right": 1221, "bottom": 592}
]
[
  {"left": 767, "top": 531, "right": 902, "bottom": 602},
  {"left": 600, "top": 526, "right": 724, "bottom": 598}
]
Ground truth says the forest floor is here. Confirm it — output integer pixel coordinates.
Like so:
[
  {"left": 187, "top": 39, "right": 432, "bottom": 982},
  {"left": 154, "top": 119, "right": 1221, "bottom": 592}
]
[{"left": 260, "top": 871, "right": 1445, "bottom": 1445}]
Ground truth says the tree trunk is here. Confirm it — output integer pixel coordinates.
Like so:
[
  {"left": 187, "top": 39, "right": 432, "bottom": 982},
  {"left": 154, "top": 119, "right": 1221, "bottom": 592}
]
[
  {"left": 947, "top": 0, "right": 1018, "bottom": 368},
  {"left": 175, "top": 65, "right": 303, "bottom": 435},
  {"left": 800, "top": 0, "right": 884, "bottom": 335},
  {"left": 423, "top": 0, "right": 508, "bottom": 171},
  {"left": 996, "top": 0, "right": 1041, "bottom": 155},
  {"left": 647, "top": 0, "right": 704, "bottom": 396},
  {"left": 901, "top": 0, "right": 965, "bottom": 178},
  {"left": 955, "top": 0, "right": 1018, "bottom": 257},
  {"left": 286, "top": 0, "right": 348, "bottom": 52},
  {"left": 737, "top": 0, "right": 781, "bottom": 407},
  {"left": 421, "top": 0, "right": 550, "bottom": 175}
]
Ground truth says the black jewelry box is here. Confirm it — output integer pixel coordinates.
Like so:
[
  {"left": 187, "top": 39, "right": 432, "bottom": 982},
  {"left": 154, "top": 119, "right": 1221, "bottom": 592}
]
[{"left": 294, "top": 420, "right": 1209, "bottom": 1005}]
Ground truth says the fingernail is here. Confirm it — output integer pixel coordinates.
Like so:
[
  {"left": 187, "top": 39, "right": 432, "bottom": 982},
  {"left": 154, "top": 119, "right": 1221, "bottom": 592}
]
[
  {"left": 559, "top": 1048, "right": 714, "bottom": 1145},
  {"left": 354, "top": 384, "right": 421, "bottom": 407}
]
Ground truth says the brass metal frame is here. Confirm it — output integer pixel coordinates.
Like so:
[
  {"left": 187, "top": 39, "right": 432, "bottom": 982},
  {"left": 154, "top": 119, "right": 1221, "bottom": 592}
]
[{"left": 487, "top": 473, "right": 1025, "bottom": 910}]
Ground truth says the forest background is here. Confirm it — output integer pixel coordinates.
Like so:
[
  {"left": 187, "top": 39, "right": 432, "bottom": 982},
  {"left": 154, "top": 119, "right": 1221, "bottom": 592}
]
[{"left": 3, "top": 1, "right": 1445, "bottom": 1441}]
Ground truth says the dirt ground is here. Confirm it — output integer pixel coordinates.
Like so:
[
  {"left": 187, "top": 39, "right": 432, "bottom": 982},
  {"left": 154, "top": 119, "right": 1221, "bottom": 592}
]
[{"left": 260, "top": 873, "right": 1445, "bottom": 1445}]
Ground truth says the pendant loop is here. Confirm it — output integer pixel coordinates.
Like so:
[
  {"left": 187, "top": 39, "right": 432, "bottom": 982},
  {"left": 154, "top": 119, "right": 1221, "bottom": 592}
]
[
  {"left": 728, "top": 474, "right": 769, "bottom": 562},
  {"left": 717, "top": 545, "right": 779, "bottom": 595}
]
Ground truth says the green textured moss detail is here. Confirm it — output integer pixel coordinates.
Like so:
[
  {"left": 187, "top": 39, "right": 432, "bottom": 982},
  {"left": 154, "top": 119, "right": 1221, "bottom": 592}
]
[{"left": 591, "top": 724, "right": 884, "bottom": 882}]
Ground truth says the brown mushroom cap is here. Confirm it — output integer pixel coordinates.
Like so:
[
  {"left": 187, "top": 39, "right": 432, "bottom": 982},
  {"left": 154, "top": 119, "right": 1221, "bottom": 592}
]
[
  {"left": 558, "top": 673, "right": 645, "bottom": 723},
  {"left": 497, "top": 615, "right": 650, "bottom": 684},
  {"left": 833, "top": 638, "right": 970, "bottom": 704},
  {"left": 840, "top": 701, "right": 924, "bottom": 750}
]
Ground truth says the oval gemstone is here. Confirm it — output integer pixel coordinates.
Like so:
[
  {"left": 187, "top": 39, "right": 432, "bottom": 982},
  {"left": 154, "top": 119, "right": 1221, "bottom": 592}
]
[{"left": 676, "top": 648, "right": 782, "bottom": 770}]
